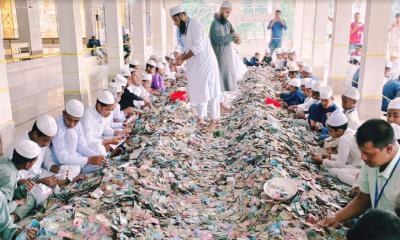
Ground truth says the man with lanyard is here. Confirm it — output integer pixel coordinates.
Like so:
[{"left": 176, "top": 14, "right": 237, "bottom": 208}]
[
  {"left": 170, "top": 4, "right": 222, "bottom": 132},
  {"left": 321, "top": 119, "right": 400, "bottom": 228},
  {"left": 267, "top": 10, "right": 287, "bottom": 55}
]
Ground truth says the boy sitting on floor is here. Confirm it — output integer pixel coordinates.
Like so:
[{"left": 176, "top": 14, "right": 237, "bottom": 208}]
[{"left": 311, "top": 110, "right": 362, "bottom": 186}]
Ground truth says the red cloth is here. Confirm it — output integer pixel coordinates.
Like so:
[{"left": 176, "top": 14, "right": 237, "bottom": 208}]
[
  {"left": 265, "top": 97, "right": 282, "bottom": 108},
  {"left": 170, "top": 91, "right": 188, "bottom": 102}
]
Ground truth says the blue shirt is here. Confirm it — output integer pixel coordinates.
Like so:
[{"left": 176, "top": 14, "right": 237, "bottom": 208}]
[
  {"left": 280, "top": 89, "right": 306, "bottom": 106},
  {"left": 308, "top": 103, "right": 338, "bottom": 126},
  {"left": 382, "top": 79, "right": 400, "bottom": 111},
  {"left": 267, "top": 20, "right": 287, "bottom": 39}
]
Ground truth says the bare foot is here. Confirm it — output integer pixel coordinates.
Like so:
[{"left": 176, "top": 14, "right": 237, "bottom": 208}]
[
  {"left": 220, "top": 103, "right": 230, "bottom": 113},
  {"left": 206, "top": 121, "right": 217, "bottom": 132}
]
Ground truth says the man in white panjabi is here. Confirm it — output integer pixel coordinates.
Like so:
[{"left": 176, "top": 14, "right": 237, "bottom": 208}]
[{"left": 170, "top": 4, "right": 222, "bottom": 131}]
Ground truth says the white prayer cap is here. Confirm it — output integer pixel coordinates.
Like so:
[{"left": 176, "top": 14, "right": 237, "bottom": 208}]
[
  {"left": 281, "top": 49, "right": 287, "bottom": 53},
  {"left": 170, "top": 5, "right": 185, "bottom": 16},
  {"left": 142, "top": 73, "right": 152, "bottom": 81},
  {"left": 174, "top": 47, "right": 182, "bottom": 54},
  {"left": 326, "top": 110, "right": 348, "bottom": 127},
  {"left": 130, "top": 59, "right": 141, "bottom": 66},
  {"left": 275, "top": 48, "right": 282, "bottom": 54},
  {"left": 311, "top": 82, "right": 321, "bottom": 92},
  {"left": 109, "top": 82, "right": 123, "bottom": 95},
  {"left": 319, "top": 86, "right": 333, "bottom": 99},
  {"left": 97, "top": 90, "right": 115, "bottom": 105},
  {"left": 386, "top": 61, "right": 393, "bottom": 69},
  {"left": 303, "top": 65, "right": 313, "bottom": 73},
  {"left": 288, "top": 63, "right": 299, "bottom": 72},
  {"left": 343, "top": 86, "right": 360, "bottom": 101},
  {"left": 289, "top": 78, "right": 301, "bottom": 88},
  {"left": 303, "top": 78, "right": 313, "bottom": 89},
  {"left": 221, "top": 0, "right": 232, "bottom": 9},
  {"left": 121, "top": 68, "right": 131, "bottom": 77},
  {"left": 15, "top": 139, "right": 41, "bottom": 159},
  {"left": 156, "top": 62, "right": 165, "bottom": 69},
  {"left": 36, "top": 115, "right": 57, "bottom": 137},
  {"left": 147, "top": 59, "right": 157, "bottom": 67},
  {"left": 65, "top": 99, "right": 84, "bottom": 118},
  {"left": 288, "top": 48, "right": 295, "bottom": 54},
  {"left": 116, "top": 74, "right": 128, "bottom": 86},
  {"left": 150, "top": 54, "right": 157, "bottom": 60},
  {"left": 296, "top": 60, "right": 304, "bottom": 66},
  {"left": 265, "top": 49, "right": 271, "bottom": 53},
  {"left": 388, "top": 97, "right": 400, "bottom": 110},
  {"left": 167, "top": 53, "right": 176, "bottom": 60}
]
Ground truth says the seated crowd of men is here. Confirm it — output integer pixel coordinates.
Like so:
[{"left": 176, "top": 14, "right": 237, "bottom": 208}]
[
  {"left": 261, "top": 48, "right": 400, "bottom": 238},
  {"left": 0, "top": 52, "right": 185, "bottom": 239}
]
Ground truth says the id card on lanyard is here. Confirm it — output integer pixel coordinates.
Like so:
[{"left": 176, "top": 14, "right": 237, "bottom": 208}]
[{"left": 374, "top": 158, "right": 400, "bottom": 208}]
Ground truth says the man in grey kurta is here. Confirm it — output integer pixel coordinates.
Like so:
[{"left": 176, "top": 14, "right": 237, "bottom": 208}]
[{"left": 210, "top": 1, "right": 240, "bottom": 93}]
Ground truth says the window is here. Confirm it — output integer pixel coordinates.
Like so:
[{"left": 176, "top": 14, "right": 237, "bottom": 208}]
[
  {"left": 241, "top": 0, "right": 270, "bottom": 15},
  {"left": 39, "top": 0, "right": 58, "bottom": 38},
  {"left": 0, "top": 0, "right": 19, "bottom": 39}
]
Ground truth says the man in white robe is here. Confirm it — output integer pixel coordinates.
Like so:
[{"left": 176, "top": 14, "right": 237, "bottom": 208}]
[{"left": 170, "top": 4, "right": 222, "bottom": 131}]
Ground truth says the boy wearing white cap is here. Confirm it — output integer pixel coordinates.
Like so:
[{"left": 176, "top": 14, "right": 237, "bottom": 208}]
[
  {"left": 46, "top": 99, "right": 105, "bottom": 176},
  {"left": 302, "top": 65, "right": 320, "bottom": 82},
  {"left": 308, "top": 86, "right": 338, "bottom": 131},
  {"left": 386, "top": 97, "right": 400, "bottom": 143},
  {"left": 170, "top": 4, "right": 222, "bottom": 131},
  {"left": 5, "top": 116, "right": 59, "bottom": 221},
  {"left": 1, "top": 140, "right": 42, "bottom": 223},
  {"left": 312, "top": 110, "right": 362, "bottom": 186},
  {"left": 342, "top": 86, "right": 361, "bottom": 130},
  {"left": 145, "top": 60, "right": 157, "bottom": 76},
  {"left": 81, "top": 90, "right": 123, "bottom": 156},
  {"left": 262, "top": 49, "right": 272, "bottom": 65},
  {"left": 278, "top": 78, "right": 306, "bottom": 106},
  {"left": 289, "top": 79, "right": 319, "bottom": 117}
]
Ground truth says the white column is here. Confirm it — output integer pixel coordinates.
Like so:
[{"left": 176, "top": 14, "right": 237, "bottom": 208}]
[
  {"left": 300, "top": 0, "right": 316, "bottom": 63},
  {"left": 0, "top": 11, "right": 15, "bottom": 154},
  {"left": 328, "top": 0, "right": 353, "bottom": 95},
  {"left": 311, "top": 0, "right": 329, "bottom": 80},
  {"left": 165, "top": 0, "right": 182, "bottom": 52},
  {"left": 56, "top": 0, "right": 90, "bottom": 106},
  {"left": 358, "top": 0, "right": 391, "bottom": 119},
  {"left": 151, "top": 0, "right": 167, "bottom": 58},
  {"left": 292, "top": 0, "right": 304, "bottom": 54},
  {"left": 104, "top": 0, "right": 124, "bottom": 78},
  {"left": 84, "top": 0, "right": 98, "bottom": 39},
  {"left": 132, "top": 0, "right": 147, "bottom": 65},
  {"left": 15, "top": 0, "right": 43, "bottom": 54}
]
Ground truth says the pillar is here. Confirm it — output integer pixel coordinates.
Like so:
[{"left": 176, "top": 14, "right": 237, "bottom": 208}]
[
  {"left": 328, "top": 0, "right": 353, "bottom": 95},
  {"left": 311, "top": 0, "right": 329, "bottom": 80},
  {"left": 131, "top": 0, "right": 147, "bottom": 65},
  {"left": 15, "top": 0, "right": 43, "bottom": 54},
  {"left": 0, "top": 11, "right": 15, "bottom": 154},
  {"left": 300, "top": 0, "right": 316, "bottom": 62},
  {"left": 56, "top": 0, "right": 90, "bottom": 106},
  {"left": 104, "top": 0, "right": 124, "bottom": 77},
  {"left": 358, "top": 0, "right": 391, "bottom": 119},
  {"left": 165, "top": 0, "right": 176, "bottom": 53},
  {"left": 151, "top": 0, "right": 167, "bottom": 58},
  {"left": 84, "top": 0, "right": 98, "bottom": 39},
  {"left": 292, "top": 0, "right": 304, "bottom": 54}
]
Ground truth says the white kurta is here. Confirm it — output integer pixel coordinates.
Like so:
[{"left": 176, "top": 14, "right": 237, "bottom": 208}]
[
  {"left": 344, "top": 108, "right": 360, "bottom": 131},
  {"left": 183, "top": 18, "right": 221, "bottom": 104},
  {"left": 81, "top": 107, "right": 114, "bottom": 156},
  {"left": 297, "top": 97, "right": 318, "bottom": 112},
  {"left": 322, "top": 129, "right": 362, "bottom": 185},
  {"left": 128, "top": 85, "right": 151, "bottom": 108},
  {"left": 46, "top": 116, "right": 98, "bottom": 168},
  {"left": 5, "top": 132, "right": 50, "bottom": 180}
]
